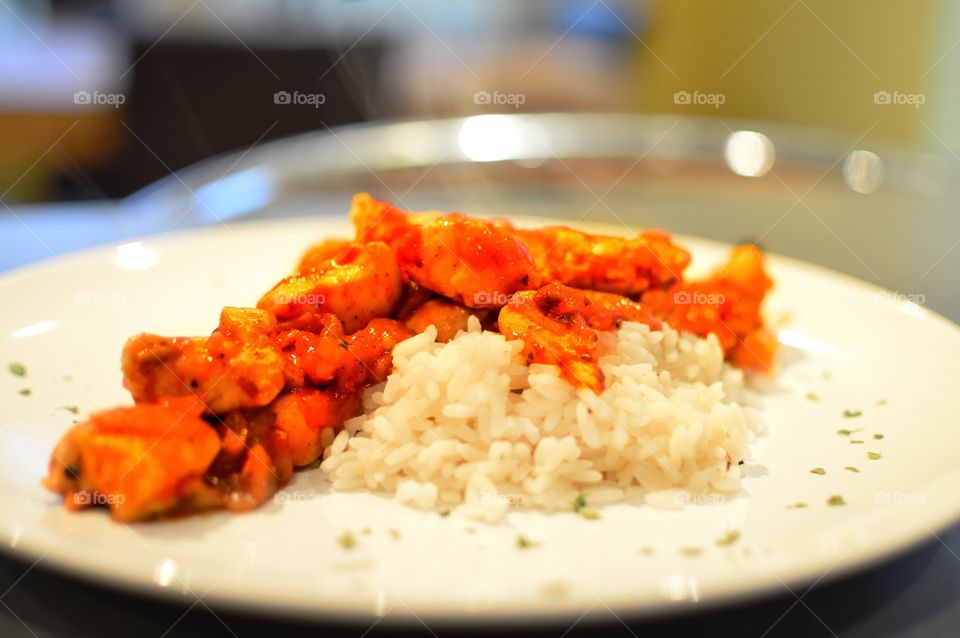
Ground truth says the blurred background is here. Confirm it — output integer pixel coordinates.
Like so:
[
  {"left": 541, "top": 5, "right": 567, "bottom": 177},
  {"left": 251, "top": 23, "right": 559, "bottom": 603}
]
[{"left": 0, "top": 0, "right": 958, "bottom": 318}]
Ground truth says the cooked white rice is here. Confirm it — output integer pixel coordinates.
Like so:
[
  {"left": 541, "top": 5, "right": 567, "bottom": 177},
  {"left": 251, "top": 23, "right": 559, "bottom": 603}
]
[{"left": 321, "top": 316, "right": 760, "bottom": 522}]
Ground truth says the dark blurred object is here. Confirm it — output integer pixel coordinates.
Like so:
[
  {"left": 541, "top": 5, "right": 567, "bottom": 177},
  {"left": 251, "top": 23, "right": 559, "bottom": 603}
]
[{"left": 91, "top": 40, "right": 383, "bottom": 198}]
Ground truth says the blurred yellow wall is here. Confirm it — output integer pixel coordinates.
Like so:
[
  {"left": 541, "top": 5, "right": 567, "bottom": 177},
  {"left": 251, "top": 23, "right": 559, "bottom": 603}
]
[{"left": 637, "top": 0, "right": 934, "bottom": 145}]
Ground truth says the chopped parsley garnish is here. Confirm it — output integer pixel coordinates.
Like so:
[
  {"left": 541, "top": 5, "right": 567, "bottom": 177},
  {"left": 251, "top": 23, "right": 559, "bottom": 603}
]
[
  {"left": 805, "top": 392, "right": 820, "bottom": 402},
  {"left": 837, "top": 428, "right": 861, "bottom": 436},
  {"left": 867, "top": 451, "right": 882, "bottom": 460},
  {"left": 843, "top": 409, "right": 862, "bottom": 418},
  {"left": 439, "top": 508, "right": 451, "bottom": 517},
  {"left": 679, "top": 547, "right": 702, "bottom": 557},
  {"left": 573, "top": 492, "right": 600, "bottom": 519},
  {"left": 827, "top": 495, "right": 846, "bottom": 506},
  {"left": 876, "top": 399, "right": 887, "bottom": 406},
  {"left": 809, "top": 467, "right": 826, "bottom": 475},
  {"left": 873, "top": 433, "right": 884, "bottom": 440},
  {"left": 8, "top": 362, "right": 26, "bottom": 377},
  {"left": 337, "top": 532, "right": 356, "bottom": 550},
  {"left": 516, "top": 534, "right": 539, "bottom": 549},
  {"left": 573, "top": 492, "right": 587, "bottom": 512},
  {"left": 716, "top": 530, "right": 741, "bottom": 546},
  {"left": 17, "top": 388, "right": 31, "bottom": 396},
  {"left": 58, "top": 406, "right": 80, "bottom": 415},
  {"left": 787, "top": 502, "right": 808, "bottom": 509},
  {"left": 850, "top": 440, "right": 864, "bottom": 445},
  {"left": 845, "top": 466, "right": 860, "bottom": 473}
]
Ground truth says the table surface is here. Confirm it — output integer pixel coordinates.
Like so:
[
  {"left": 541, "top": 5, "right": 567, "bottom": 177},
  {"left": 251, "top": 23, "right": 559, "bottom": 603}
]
[{"left": 2, "top": 203, "right": 959, "bottom": 638}]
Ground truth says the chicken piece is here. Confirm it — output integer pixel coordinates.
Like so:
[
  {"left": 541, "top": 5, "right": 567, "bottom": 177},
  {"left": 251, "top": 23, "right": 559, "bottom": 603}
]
[
  {"left": 350, "top": 193, "right": 690, "bottom": 304},
  {"left": 349, "top": 192, "right": 435, "bottom": 244},
  {"left": 43, "top": 397, "right": 220, "bottom": 522},
  {"left": 392, "top": 282, "right": 436, "bottom": 322},
  {"left": 498, "top": 283, "right": 661, "bottom": 392},
  {"left": 242, "top": 388, "right": 362, "bottom": 471},
  {"left": 258, "top": 241, "right": 403, "bottom": 333},
  {"left": 275, "top": 314, "right": 413, "bottom": 392},
  {"left": 398, "top": 214, "right": 536, "bottom": 308},
  {"left": 347, "top": 318, "right": 417, "bottom": 385},
  {"left": 404, "top": 298, "right": 489, "bottom": 342},
  {"left": 296, "top": 238, "right": 352, "bottom": 273},
  {"left": 644, "top": 245, "right": 775, "bottom": 372},
  {"left": 122, "top": 307, "right": 286, "bottom": 414},
  {"left": 510, "top": 225, "right": 691, "bottom": 297},
  {"left": 349, "top": 193, "right": 536, "bottom": 308}
]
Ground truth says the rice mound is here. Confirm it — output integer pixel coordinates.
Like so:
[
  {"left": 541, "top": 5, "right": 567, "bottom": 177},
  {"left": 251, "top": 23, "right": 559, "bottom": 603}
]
[{"left": 321, "top": 316, "right": 760, "bottom": 522}]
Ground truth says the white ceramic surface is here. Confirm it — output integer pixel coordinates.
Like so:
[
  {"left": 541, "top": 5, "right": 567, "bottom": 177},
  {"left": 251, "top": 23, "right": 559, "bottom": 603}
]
[{"left": 1, "top": 217, "right": 959, "bottom": 622}]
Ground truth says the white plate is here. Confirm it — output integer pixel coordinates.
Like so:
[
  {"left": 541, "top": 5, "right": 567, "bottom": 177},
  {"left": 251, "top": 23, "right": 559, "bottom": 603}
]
[{"left": 2, "top": 217, "right": 959, "bottom": 623}]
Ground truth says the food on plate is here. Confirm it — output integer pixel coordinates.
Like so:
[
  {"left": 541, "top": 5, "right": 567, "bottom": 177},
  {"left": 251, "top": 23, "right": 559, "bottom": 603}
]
[
  {"left": 322, "top": 318, "right": 755, "bottom": 523},
  {"left": 44, "top": 193, "right": 775, "bottom": 522}
]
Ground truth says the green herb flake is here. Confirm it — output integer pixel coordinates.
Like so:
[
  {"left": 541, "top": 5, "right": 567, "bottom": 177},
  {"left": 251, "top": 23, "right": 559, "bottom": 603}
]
[
  {"left": 850, "top": 440, "right": 865, "bottom": 445},
  {"left": 58, "top": 406, "right": 80, "bottom": 415},
  {"left": 843, "top": 409, "right": 862, "bottom": 418},
  {"left": 579, "top": 507, "right": 601, "bottom": 520},
  {"left": 845, "top": 466, "right": 860, "bottom": 473},
  {"left": 787, "top": 502, "right": 808, "bottom": 509},
  {"left": 716, "top": 530, "right": 741, "bottom": 547},
  {"left": 516, "top": 534, "right": 540, "bottom": 550},
  {"left": 873, "top": 433, "right": 884, "bottom": 440},
  {"left": 876, "top": 399, "right": 887, "bottom": 406},
  {"left": 17, "top": 388, "right": 31, "bottom": 396},
  {"left": 573, "top": 492, "right": 587, "bottom": 513},
  {"left": 809, "top": 467, "right": 826, "bottom": 475},
  {"left": 805, "top": 392, "right": 820, "bottom": 402},
  {"left": 867, "top": 452, "right": 882, "bottom": 460},
  {"left": 679, "top": 547, "right": 702, "bottom": 557},
  {"left": 827, "top": 495, "right": 846, "bottom": 507},
  {"left": 8, "top": 362, "right": 26, "bottom": 377},
  {"left": 337, "top": 532, "right": 356, "bottom": 551},
  {"left": 439, "top": 508, "right": 451, "bottom": 517},
  {"left": 837, "top": 428, "right": 861, "bottom": 436}
]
